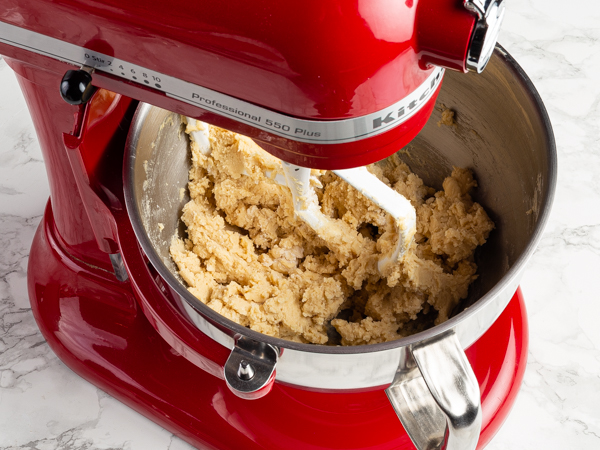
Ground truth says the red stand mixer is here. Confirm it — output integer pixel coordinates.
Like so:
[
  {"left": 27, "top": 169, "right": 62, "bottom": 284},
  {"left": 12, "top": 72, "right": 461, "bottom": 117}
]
[{"left": 0, "top": 1, "right": 556, "bottom": 449}]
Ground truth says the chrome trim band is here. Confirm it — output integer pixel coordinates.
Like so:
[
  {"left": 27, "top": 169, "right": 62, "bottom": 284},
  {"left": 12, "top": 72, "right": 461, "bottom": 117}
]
[{"left": 0, "top": 20, "right": 443, "bottom": 144}]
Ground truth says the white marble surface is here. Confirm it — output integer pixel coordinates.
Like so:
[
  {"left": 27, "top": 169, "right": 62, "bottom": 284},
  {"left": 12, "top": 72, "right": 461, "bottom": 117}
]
[{"left": 1, "top": 0, "right": 600, "bottom": 448}]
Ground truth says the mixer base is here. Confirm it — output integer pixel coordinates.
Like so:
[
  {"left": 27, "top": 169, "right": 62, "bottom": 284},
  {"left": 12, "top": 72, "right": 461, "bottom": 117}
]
[{"left": 28, "top": 202, "right": 528, "bottom": 450}]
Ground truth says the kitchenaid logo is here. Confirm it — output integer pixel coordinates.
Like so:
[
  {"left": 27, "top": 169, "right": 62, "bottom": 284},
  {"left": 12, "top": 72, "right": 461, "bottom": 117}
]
[
  {"left": 190, "top": 93, "right": 262, "bottom": 123},
  {"left": 372, "top": 69, "right": 443, "bottom": 130}
]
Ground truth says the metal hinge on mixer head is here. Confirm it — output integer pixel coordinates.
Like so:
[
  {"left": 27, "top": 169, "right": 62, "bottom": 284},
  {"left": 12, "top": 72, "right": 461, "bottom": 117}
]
[{"left": 464, "top": 0, "right": 505, "bottom": 73}]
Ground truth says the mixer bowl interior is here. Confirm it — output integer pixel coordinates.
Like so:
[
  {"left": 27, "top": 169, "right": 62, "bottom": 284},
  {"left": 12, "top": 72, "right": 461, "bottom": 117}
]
[{"left": 125, "top": 47, "right": 555, "bottom": 350}]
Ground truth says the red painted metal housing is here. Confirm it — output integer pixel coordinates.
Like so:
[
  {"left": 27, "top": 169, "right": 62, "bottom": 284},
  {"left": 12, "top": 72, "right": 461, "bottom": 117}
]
[
  {"left": 4, "top": 3, "right": 519, "bottom": 448},
  {"left": 0, "top": 0, "right": 474, "bottom": 168},
  {"left": 28, "top": 203, "right": 528, "bottom": 450},
  {"left": 14, "top": 55, "right": 525, "bottom": 450}
]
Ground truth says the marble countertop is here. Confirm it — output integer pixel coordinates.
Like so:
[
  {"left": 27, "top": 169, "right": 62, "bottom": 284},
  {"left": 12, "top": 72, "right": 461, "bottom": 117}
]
[{"left": 1, "top": 0, "right": 599, "bottom": 448}]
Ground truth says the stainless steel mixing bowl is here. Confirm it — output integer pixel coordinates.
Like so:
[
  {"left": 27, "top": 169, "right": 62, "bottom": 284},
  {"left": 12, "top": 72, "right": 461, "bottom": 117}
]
[{"left": 124, "top": 47, "right": 556, "bottom": 450}]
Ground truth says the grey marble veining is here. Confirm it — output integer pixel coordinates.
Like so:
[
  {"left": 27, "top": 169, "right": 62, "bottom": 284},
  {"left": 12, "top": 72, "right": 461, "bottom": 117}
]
[{"left": 1, "top": 0, "right": 600, "bottom": 448}]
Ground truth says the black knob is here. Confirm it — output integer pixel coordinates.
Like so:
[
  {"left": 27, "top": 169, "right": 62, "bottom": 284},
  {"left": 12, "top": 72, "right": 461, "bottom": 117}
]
[{"left": 60, "top": 69, "right": 97, "bottom": 105}]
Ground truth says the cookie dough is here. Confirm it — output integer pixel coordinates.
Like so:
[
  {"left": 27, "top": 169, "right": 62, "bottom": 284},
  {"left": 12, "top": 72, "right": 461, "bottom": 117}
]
[
  {"left": 170, "top": 121, "right": 494, "bottom": 345},
  {"left": 438, "top": 106, "right": 458, "bottom": 128}
]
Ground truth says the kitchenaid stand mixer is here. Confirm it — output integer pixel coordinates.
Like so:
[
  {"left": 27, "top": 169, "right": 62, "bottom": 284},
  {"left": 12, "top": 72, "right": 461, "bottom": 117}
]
[{"left": 0, "top": 1, "right": 556, "bottom": 449}]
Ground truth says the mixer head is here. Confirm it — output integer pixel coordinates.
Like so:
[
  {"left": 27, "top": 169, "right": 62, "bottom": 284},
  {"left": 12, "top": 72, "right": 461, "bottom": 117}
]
[{"left": 0, "top": 0, "right": 503, "bottom": 169}]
